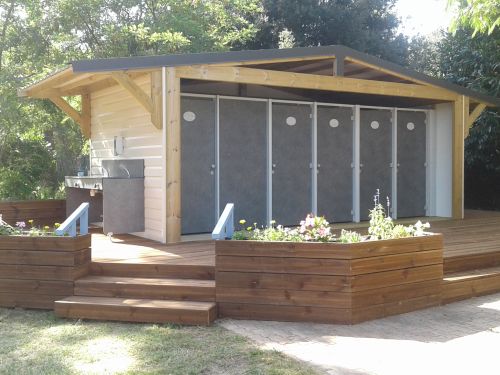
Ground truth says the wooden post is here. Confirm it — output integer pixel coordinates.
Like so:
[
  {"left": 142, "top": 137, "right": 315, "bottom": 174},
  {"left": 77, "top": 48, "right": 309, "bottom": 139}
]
[
  {"left": 165, "top": 67, "right": 181, "bottom": 243},
  {"left": 452, "top": 96, "right": 465, "bottom": 219},
  {"left": 151, "top": 71, "right": 163, "bottom": 129},
  {"left": 81, "top": 93, "right": 91, "bottom": 138}
]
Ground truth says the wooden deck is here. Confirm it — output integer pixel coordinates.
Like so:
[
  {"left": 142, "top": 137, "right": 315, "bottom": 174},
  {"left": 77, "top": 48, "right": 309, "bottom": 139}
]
[
  {"left": 92, "top": 233, "right": 215, "bottom": 266},
  {"left": 90, "top": 209, "right": 500, "bottom": 269},
  {"left": 56, "top": 210, "right": 500, "bottom": 324}
]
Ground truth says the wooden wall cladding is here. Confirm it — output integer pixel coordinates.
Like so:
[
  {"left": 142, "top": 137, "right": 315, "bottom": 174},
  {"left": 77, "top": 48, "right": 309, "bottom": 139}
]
[
  {"left": 216, "top": 234, "right": 444, "bottom": 324},
  {"left": 0, "top": 200, "right": 66, "bottom": 227},
  {"left": 0, "top": 234, "right": 91, "bottom": 309}
]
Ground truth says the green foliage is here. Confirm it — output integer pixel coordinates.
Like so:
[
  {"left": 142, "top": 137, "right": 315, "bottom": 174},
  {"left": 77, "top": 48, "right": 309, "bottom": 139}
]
[
  {"left": 244, "top": 0, "right": 410, "bottom": 65},
  {"left": 448, "top": 0, "right": 500, "bottom": 36},
  {"left": 339, "top": 229, "right": 362, "bottom": 244}
]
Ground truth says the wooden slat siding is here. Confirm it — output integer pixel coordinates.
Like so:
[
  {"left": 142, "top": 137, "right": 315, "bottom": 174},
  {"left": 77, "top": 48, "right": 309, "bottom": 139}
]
[
  {"left": 351, "top": 294, "right": 442, "bottom": 324},
  {"left": 0, "top": 293, "right": 68, "bottom": 310},
  {"left": 0, "top": 264, "right": 89, "bottom": 281},
  {"left": 350, "top": 279, "right": 442, "bottom": 308},
  {"left": 218, "top": 303, "right": 352, "bottom": 324},
  {"left": 350, "top": 264, "right": 443, "bottom": 292},
  {"left": 217, "top": 287, "right": 352, "bottom": 308},
  {"left": 91, "top": 75, "right": 164, "bottom": 242},
  {"left": 217, "top": 234, "right": 443, "bottom": 259},
  {"left": 217, "top": 255, "right": 350, "bottom": 275},
  {"left": 0, "top": 200, "right": 66, "bottom": 226},
  {"left": 216, "top": 264, "right": 443, "bottom": 293},
  {"left": 217, "top": 272, "right": 350, "bottom": 292},
  {"left": 0, "top": 234, "right": 91, "bottom": 251},
  {"left": 0, "top": 248, "right": 91, "bottom": 266},
  {"left": 215, "top": 235, "right": 443, "bottom": 324},
  {"left": 0, "top": 279, "right": 73, "bottom": 295},
  {"left": 0, "top": 234, "right": 91, "bottom": 309}
]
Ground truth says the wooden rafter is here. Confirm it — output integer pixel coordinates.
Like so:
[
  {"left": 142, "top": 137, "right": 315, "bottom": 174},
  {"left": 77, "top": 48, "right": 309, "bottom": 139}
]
[
  {"left": 111, "top": 71, "right": 162, "bottom": 129},
  {"left": 49, "top": 95, "right": 91, "bottom": 138},
  {"left": 175, "top": 65, "right": 458, "bottom": 101}
]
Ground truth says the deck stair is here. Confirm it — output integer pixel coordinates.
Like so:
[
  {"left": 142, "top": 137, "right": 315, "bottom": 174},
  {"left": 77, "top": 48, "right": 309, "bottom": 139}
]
[
  {"left": 55, "top": 255, "right": 217, "bottom": 326},
  {"left": 442, "top": 249, "right": 500, "bottom": 304}
]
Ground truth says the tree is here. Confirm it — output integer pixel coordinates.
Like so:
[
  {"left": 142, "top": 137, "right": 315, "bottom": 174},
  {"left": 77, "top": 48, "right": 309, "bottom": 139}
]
[
  {"left": 437, "top": 28, "right": 500, "bottom": 209},
  {"left": 449, "top": 0, "right": 500, "bottom": 36},
  {"left": 241, "top": 0, "right": 410, "bottom": 65}
]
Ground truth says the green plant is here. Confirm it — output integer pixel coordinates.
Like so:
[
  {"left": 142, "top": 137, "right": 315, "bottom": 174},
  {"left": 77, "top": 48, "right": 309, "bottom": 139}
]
[
  {"left": 368, "top": 190, "right": 395, "bottom": 240},
  {"left": 339, "top": 229, "right": 363, "bottom": 243}
]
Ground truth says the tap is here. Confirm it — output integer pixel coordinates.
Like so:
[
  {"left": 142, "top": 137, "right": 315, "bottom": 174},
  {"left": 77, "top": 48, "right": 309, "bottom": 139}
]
[
  {"left": 119, "top": 165, "right": 131, "bottom": 178},
  {"left": 101, "top": 166, "right": 110, "bottom": 177}
]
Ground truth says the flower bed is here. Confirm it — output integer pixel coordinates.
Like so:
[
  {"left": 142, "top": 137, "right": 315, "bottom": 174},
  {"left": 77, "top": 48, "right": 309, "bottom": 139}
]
[
  {"left": 0, "top": 217, "right": 91, "bottom": 309},
  {"left": 216, "top": 234, "right": 444, "bottom": 324},
  {"left": 216, "top": 192, "right": 443, "bottom": 324}
]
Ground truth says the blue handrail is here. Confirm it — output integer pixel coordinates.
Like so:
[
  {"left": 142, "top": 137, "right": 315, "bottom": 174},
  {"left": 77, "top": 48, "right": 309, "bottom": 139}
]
[
  {"left": 212, "top": 203, "right": 234, "bottom": 240},
  {"left": 55, "top": 202, "right": 89, "bottom": 237}
]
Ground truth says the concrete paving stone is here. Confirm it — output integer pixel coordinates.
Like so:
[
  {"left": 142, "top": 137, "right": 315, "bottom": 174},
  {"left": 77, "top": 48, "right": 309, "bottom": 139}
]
[{"left": 219, "top": 292, "right": 500, "bottom": 375}]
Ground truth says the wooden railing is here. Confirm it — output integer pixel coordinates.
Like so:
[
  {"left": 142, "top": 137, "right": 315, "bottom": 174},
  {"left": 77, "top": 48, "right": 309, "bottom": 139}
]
[
  {"left": 212, "top": 203, "right": 234, "bottom": 240},
  {"left": 55, "top": 202, "right": 89, "bottom": 237}
]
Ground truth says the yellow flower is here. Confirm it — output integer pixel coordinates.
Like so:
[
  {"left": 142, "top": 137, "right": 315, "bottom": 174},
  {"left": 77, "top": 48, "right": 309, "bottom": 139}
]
[
  {"left": 28, "top": 219, "right": 34, "bottom": 225},
  {"left": 246, "top": 226, "right": 252, "bottom": 231},
  {"left": 44, "top": 226, "right": 50, "bottom": 230},
  {"left": 270, "top": 220, "right": 276, "bottom": 225},
  {"left": 239, "top": 219, "right": 246, "bottom": 225},
  {"left": 54, "top": 223, "right": 61, "bottom": 228}
]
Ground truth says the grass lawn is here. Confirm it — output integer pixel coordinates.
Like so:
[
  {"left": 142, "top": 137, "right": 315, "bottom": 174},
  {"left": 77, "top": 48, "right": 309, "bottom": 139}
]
[{"left": 0, "top": 308, "right": 320, "bottom": 375}]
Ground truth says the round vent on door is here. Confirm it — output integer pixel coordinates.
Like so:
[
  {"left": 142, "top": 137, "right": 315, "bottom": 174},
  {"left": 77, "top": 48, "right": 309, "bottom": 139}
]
[
  {"left": 329, "top": 119, "right": 339, "bottom": 128},
  {"left": 407, "top": 122, "right": 415, "bottom": 131},
  {"left": 370, "top": 120, "right": 380, "bottom": 130},
  {"left": 183, "top": 111, "right": 196, "bottom": 122},
  {"left": 286, "top": 116, "right": 297, "bottom": 126}
]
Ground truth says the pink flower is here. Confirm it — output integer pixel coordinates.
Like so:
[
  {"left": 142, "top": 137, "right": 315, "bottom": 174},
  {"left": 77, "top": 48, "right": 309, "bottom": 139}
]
[{"left": 16, "top": 221, "right": 26, "bottom": 229}]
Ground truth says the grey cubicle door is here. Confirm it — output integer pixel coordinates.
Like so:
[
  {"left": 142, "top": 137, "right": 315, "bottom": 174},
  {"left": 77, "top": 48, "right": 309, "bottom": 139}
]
[
  {"left": 219, "top": 98, "right": 268, "bottom": 226},
  {"left": 317, "top": 105, "right": 354, "bottom": 222},
  {"left": 181, "top": 96, "right": 216, "bottom": 234},
  {"left": 360, "top": 108, "right": 393, "bottom": 220},
  {"left": 397, "top": 110, "right": 427, "bottom": 218},
  {"left": 272, "top": 102, "right": 313, "bottom": 226}
]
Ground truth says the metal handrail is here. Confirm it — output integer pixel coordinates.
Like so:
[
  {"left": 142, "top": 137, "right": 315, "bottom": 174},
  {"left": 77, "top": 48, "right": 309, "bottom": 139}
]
[
  {"left": 212, "top": 203, "right": 234, "bottom": 240},
  {"left": 55, "top": 202, "right": 89, "bottom": 237}
]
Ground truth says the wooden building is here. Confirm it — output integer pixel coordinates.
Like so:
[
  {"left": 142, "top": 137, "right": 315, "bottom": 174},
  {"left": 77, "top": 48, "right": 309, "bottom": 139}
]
[{"left": 19, "top": 45, "right": 499, "bottom": 244}]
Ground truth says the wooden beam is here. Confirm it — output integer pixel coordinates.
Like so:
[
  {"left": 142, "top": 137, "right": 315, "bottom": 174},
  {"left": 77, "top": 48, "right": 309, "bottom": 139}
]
[
  {"left": 81, "top": 93, "right": 91, "bottom": 138},
  {"left": 165, "top": 67, "right": 181, "bottom": 243},
  {"left": 150, "top": 71, "right": 163, "bottom": 129},
  {"left": 175, "top": 65, "right": 458, "bottom": 101},
  {"left": 452, "top": 96, "right": 465, "bottom": 219},
  {"left": 465, "top": 103, "right": 486, "bottom": 137},
  {"left": 49, "top": 96, "right": 83, "bottom": 126},
  {"left": 111, "top": 72, "right": 154, "bottom": 113}
]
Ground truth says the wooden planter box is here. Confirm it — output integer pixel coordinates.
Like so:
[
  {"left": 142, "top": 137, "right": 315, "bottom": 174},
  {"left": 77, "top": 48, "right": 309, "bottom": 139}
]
[
  {"left": 0, "top": 234, "right": 91, "bottom": 309},
  {"left": 216, "top": 234, "right": 444, "bottom": 324}
]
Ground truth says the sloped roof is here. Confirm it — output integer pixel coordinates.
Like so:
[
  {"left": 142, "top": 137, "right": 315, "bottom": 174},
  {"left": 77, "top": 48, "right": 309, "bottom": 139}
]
[{"left": 70, "top": 45, "right": 499, "bottom": 107}]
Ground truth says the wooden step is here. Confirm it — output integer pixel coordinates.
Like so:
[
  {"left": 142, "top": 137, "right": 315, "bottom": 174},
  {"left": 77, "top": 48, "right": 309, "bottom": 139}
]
[
  {"left": 442, "top": 265, "right": 500, "bottom": 304},
  {"left": 54, "top": 296, "right": 217, "bottom": 326},
  {"left": 90, "top": 262, "right": 215, "bottom": 280},
  {"left": 444, "top": 250, "right": 500, "bottom": 274},
  {"left": 75, "top": 276, "right": 215, "bottom": 302}
]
